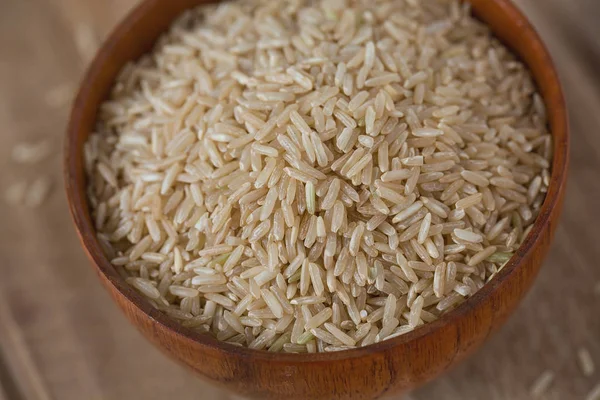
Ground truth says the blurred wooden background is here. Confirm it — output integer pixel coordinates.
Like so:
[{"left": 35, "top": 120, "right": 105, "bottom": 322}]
[{"left": 0, "top": 0, "right": 599, "bottom": 399}]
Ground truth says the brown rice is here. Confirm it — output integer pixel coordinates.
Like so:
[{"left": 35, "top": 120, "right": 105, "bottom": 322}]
[{"left": 85, "top": 0, "right": 552, "bottom": 352}]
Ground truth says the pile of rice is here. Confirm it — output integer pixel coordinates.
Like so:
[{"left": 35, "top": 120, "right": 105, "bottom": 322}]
[{"left": 85, "top": 0, "right": 552, "bottom": 352}]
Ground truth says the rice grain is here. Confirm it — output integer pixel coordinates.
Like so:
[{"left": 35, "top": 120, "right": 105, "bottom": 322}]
[{"left": 86, "top": 0, "right": 552, "bottom": 352}]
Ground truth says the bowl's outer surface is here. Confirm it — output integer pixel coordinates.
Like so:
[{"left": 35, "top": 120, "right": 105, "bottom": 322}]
[{"left": 65, "top": 0, "right": 569, "bottom": 399}]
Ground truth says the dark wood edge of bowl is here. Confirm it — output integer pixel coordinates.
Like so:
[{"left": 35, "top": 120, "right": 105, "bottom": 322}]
[{"left": 64, "top": 0, "right": 569, "bottom": 363}]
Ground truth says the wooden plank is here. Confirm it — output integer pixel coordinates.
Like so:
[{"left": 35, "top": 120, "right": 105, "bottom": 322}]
[
  {"left": 0, "top": 300, "right": 51, "bottom": 400},
  {"left": 0, "top": 0, "right": 597, "bottom": 399}
]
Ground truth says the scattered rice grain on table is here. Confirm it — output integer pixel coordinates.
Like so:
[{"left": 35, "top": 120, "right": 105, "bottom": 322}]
[
  {"left": 530, "top": 370, "right": 555, "bottom": 398},
  {"left": 587, "top": 383, "right": 600, "bottom": 400},
  {"left": 24, "top": 177, "right": 52, "bottom": 208},
  {"left": 4, "top": 181, "right": 28, "bottom": 206},
  {"left": 578, "top": 347, "right": 596, "bottom": 377},
  {"left": 44, "top": 82, "right": 75, "bottom": 109},
  {"left": 74, "top": 23, "right": 99, "bottom": 63},
  {"left": 12, "top": 140, "right": 52, "bottom": 164},
  {"left": 85, "top": 0, "right": 552, "bottom": 352}
]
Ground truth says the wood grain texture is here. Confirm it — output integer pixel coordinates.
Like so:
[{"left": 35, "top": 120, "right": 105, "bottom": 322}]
[{"left": 0, "top": 0, "right": 597, "bottom": 399}]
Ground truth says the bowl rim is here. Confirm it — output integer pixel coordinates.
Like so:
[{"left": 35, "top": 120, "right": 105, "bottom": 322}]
[{"left": 64, "top": 0, "right": 569, "bottom": 363}]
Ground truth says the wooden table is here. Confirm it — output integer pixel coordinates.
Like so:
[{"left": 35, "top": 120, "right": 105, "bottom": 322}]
[{"left": 0, "top": 1, "right": 598, "bottom": 399}]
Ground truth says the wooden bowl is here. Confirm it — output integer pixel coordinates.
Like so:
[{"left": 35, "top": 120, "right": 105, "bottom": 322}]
[{"left": 64, "top": 0, "right": 569, "bottom": 399}]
